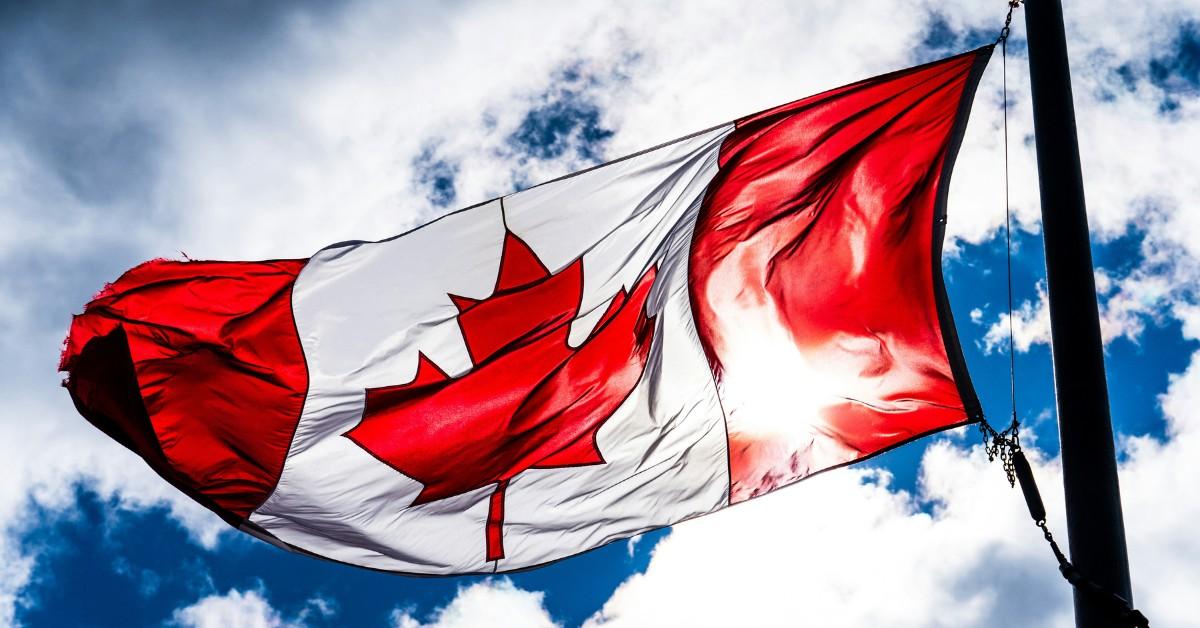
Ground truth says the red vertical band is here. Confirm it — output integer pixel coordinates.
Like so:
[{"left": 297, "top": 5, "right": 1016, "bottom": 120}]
[
  {"left": 486, "top": 480, "right": 510, "bottom": 561},
  {"left": 690, "top": 48, "right": 988, "bottom": 503},
  {"left": 60, "top": 258, "right": 309, "bottom": 522}
]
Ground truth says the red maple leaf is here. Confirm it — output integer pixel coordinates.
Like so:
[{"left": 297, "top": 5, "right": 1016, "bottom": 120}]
[{"left": 345, "top": 229, "right": 658, "bottom": 562}]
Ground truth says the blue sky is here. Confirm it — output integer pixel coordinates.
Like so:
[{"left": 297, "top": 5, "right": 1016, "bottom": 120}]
[{"left": 2, "top": 1, "right": 1199, "bottom": 626}]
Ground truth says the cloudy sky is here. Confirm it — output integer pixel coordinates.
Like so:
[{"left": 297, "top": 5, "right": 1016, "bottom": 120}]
[{"left": 2, "top": 0, "right": 1199, "bottom": 626}]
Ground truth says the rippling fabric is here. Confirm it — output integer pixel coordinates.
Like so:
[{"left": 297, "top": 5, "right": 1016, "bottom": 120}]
[
  {"left": 691, "top": 49, "right": 987, "bottom": 502},
  {"left": 61, "top": 259, "right": 307, "bottom": 520},
  {"left": 61, "top": 47, "right": 989, "bottom": 573}
]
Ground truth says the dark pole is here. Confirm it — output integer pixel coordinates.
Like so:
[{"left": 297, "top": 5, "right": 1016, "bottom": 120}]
[{"left": 1023, "top": 1, "right": 1134, "bottom": 626}]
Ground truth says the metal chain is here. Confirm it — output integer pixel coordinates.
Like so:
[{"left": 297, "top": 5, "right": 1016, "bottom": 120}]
[
  {"left": 998, "top": 0, "right": 1022, "bottom": 44},
  {"left": 978, "top": 419, "right": 1021, "bottom": 487}
]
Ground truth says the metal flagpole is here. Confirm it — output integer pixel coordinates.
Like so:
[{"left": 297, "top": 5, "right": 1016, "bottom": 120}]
[{"left": 1022, "top": 1, "right": 1134, "bottom": 626}]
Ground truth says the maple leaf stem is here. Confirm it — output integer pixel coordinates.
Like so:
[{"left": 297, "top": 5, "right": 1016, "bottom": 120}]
[{"left": 485, "top": 479, "right": 509, "bottom": 562}]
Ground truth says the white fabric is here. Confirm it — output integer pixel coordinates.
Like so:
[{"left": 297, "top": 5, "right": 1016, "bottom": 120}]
[{"left": 250, "top": 125, "right": 735, "bottom": 573}]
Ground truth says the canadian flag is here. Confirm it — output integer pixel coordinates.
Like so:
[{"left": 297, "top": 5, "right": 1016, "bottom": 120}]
[{"left": 61, "top": 47, "right": 989, "bottom": 574}]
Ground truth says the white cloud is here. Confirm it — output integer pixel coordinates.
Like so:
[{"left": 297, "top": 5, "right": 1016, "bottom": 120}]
[
  {"left": 1121, "top": 352, "right": 1200, "bottom": 625},
  {"left": 296, "top": 595, "right": 338, "bottom": 624},
  {"left": 931, "top": 0, "right": 1200, "bottom": 248},
  {"left": 390, "top": 579, "right": 557, "bottom": 628},
  {"left": 0, "top": 380, "right": 227, "bottom": 627},
  {"left": 169, "top": 587, "right": 336, "bottom": 628},
  {"left": 586, "top": 347, "right": 1200, "bottom": 627},
  {"left": 171, "top": 588, "right": 291, "bottom": 628},
  {"left": 979, "top": 223, "right": 1198, "bottom": 354},
  {"left": 626, "top": 535, "right": 642, "bottom": 558},
  {"left": 131, "top": 0, "right": 943, "bottom": 262},
  {"left": 586, "top": 448, "right": 1065, "bottom": 627},
  {"left": 0, "top": 545, "right": 32, "bottom": 628},
  {"left": 982, "top": 281, "right": 1053, "bottom": 353}
]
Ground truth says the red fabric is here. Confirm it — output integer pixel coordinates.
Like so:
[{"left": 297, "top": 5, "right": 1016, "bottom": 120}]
[
  {"left": 61, "top": 259, "right": 308, "bottom": 520},
  {"left": 690, "top": 49, "right": 985, "bottom": 502},
  {"left": 345, "top": 231, "right": 657, "bottom": 560}
]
